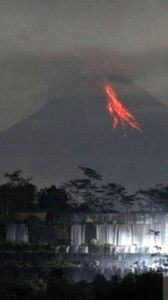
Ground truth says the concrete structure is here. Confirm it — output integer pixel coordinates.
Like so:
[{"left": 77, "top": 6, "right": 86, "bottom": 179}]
[{"left": 68, "top": 213, "right": 168, "bottom": 254}]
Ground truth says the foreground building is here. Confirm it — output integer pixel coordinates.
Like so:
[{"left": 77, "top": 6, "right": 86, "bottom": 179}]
[
  {"left": 69, "top": 213, "right": 168, "bottom": 254},
  {"left": 7, "top": 212, "right": 168, "bottom": 254},
  {"left": 4, "top": 212, "right": 168, "bottom": 276}
]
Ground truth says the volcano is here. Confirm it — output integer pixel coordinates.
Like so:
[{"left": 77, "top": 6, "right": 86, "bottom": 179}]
[{"left": 0, "top": 76, "right": 167, "bottom": 191}]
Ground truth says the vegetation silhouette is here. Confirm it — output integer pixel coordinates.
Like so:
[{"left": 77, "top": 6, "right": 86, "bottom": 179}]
[
  {"left": 0, "top": 270, "right": 162, "bottom": 300},
  {"left": 0, "top": 168, "right": 167, "bottom": 221}
]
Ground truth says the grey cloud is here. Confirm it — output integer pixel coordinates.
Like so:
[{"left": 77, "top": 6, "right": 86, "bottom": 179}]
[{"left": 0, "top": 0, "right": 167, "bottom": 56}]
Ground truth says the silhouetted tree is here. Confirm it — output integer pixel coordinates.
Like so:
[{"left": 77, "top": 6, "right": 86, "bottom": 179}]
[
  {"left": 38, "top": 185, "right": 69, "bottom": 213},
  {"left": 78, "top": 167, "right": 102, "bottom": 181},
  {"left": 136, "top": 184, "right": 168, "bottom": 212},
  {"left": 4, "top": 170, "right": 32, "bottom": 186},
  {"left": 146, "top": 184, "right": 168, "bottom": 211},
  {"left": 0, "top": 170, "right": 37, "bottom": 218},
  {"left": 101, "top": 183, "right": 132, "bottom": 212},
  {"left": 63, "top": 167, "right": 102, "bottom": 212}
]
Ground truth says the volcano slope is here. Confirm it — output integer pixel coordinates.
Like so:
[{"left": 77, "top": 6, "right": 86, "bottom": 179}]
[{"left": 0, "top": 76, "right": 167, "bottom": 191}]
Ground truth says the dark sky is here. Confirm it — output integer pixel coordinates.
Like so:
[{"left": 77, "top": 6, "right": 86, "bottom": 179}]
[{"left": 0, "top": 0, "right": 167, "bottom": 191}]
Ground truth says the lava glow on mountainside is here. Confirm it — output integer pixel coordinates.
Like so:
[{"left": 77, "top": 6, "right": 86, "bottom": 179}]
[{"left": 104, "top": 84, "right": 142, "bottom": 134}]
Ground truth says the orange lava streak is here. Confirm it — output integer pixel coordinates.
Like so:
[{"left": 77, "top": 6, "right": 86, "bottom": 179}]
[{"left": 104, "top": 84, "right": 142, "bottom": 133}]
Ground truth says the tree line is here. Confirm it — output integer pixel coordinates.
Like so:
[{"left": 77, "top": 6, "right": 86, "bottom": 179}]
[
  {"left": 0, "top": 168, "right": 167, "bottom": 219},
  {"left": 0, "top": 269, "right": 162, "bottom": 300}
]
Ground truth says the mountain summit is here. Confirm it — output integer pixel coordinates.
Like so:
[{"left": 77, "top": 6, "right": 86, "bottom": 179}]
[{"left": 0, "top": 77, "right": 167, "bottom": 191}]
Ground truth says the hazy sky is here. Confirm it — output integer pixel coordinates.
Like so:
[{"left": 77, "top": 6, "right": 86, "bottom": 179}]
[{"left": 0, "top": 0, "right": 168, "bottom": 130}]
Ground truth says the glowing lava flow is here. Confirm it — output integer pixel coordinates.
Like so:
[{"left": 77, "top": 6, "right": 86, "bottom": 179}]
[{"left": 104, "top": 84, "right": 142, "bottom": 133}]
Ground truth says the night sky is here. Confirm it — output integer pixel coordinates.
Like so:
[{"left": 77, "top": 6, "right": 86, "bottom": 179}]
[{"left": 0, "top": 0, "right": 167, "bottom": 191}]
